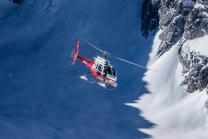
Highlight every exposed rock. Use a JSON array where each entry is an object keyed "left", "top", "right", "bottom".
[
  {"left": 141, "top": 0, "right": 160, "bottom": 38},
  {"left": 141, "top": 0, "right": 208, "bottom": 56},
  {"left": 142, "top": 0, "right": 208, "bottom": 93},
  {"left": 179, "top": 49, "right": 208, "bottom": 93},
  {"left": 184, "top": 8, "right": 208, "bottom": 39}
]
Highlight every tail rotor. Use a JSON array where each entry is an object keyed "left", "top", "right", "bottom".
[{"left": 72, "top": 40, "right": 80, "bottom": 64}]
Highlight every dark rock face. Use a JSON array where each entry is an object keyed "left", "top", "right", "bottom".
[
  {"left": 141, "top": 0, "right": 160, "bottom": 38},
  {"left": 158, "top": 14, "right": 185, "bottom": 55},
  {"left": 179, "top": 49, "right": 208, "bottom": 93},
  {"left": 184, "top": 8, "right": 208, "bottom": 40},
  {"left": 142, "top": 0, "right": 208, "bottom": 56}
]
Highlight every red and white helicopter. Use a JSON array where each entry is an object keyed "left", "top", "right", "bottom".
[{"left": 72, "top": 38, "right": 147, "bottom": 89}]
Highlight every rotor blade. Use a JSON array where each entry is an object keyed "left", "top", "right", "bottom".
[
  {"left": 79, "top": 37, "right": 157, "bottom": 71},
  {"left": 112, "top": 56, "right": 157, "bottom": 71},
  {"left": 79, "top": 38, "right": 105, "bottom": 53},
  {"left": 112, "top": 56, "right": 146, "bottom": 69}
]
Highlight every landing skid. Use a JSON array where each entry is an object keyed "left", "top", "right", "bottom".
[
  {"left": 79, "top": 74, "right": 115, "bottom": 90},
  {"left": 80, "top": 75, "right": 96, "bottom": 83}
]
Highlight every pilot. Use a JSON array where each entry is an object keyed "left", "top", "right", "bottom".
[{"left": 103, "top": 61, "right": 109, "bottom": 77}]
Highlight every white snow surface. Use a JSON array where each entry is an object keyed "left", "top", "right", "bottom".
[
  {"left": 183, "top": 35, "right": 208, "bottom": 57},
  {"left": 194, "top": 3, "right": 206, "bottom": 9},
  {"left": 128, "top": 34, "right": 208, "bottom": 139}
]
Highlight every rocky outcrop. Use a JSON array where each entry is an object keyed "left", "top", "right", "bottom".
[
  {"left": 141, "top": 0, "right": 160, "bottom": 37},
  {"left": 142, "top": 0, "right": 208, "bottom": 93},
  {"left": 142, "top": 0, "right": 208, "bottom": 55},
  {"left": 179, "top": 48, "right": 208, "bottom": 93}
]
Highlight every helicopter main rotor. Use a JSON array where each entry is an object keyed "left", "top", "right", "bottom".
[
  {"left": 79, "top": 38, "right": 156, "bottom": 71},
  {"left": 80, "top": 38, "right": 111, "bottom": 59}
]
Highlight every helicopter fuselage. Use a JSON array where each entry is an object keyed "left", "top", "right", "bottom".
[{"left": 77, "top": 55, "right": 117, "bottom": 88}]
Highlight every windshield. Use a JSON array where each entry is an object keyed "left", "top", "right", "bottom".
[
  {"left": 112, "top": 67, "right": 116, "bottom": 76},
  {"left": 106, "top": 67, "right": 112, "bottom": 75}
]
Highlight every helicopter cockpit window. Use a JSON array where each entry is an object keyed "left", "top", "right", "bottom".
[
  {"left": 107, "top": 67, "right": 112, "bottom": 75},
  {"left": 96, "top": 64, "right": 103, "bottom": 73},
  {"left": 112, "top": 67, "right": 117, "bottom": 76}
]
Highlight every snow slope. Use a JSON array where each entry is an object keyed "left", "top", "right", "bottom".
[
  {"left": 0, "top": 0, "right": 153, "bottom": 138},
  {"left": 130, "top": 33, "right": 208, "bottom": 139}
]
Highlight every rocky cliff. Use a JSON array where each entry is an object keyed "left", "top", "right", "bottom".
[
  {"left": 131, "top": 1, "right": 208, "bottom": 138},
  {"left": 142, "top": 0, "right": 208, "bottom": 93}
]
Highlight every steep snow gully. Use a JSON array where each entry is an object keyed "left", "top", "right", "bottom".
[
  {"left": 131, "top": 32, "right": 208, "bottom": 139},
  {"left": 128, "top": 0, "right": 208, "bottom": 138},
  {"left": 0, "top": 0, "right": 153, "bottom": 139}
]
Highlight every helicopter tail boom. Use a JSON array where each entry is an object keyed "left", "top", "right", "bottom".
[{"left": 72, "top": 40, "right": 94, "bottom": 68}]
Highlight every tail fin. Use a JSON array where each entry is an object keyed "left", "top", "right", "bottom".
[{"left": 72, "top": 40, "right": 80, "bottom": 64}]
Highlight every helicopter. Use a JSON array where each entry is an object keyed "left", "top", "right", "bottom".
[{"left": 71, "top": 38, "right": 148, "bottom": 89}]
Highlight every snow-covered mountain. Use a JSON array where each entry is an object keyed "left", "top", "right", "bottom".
[
  {"left": 129, "top": 0, "right": 208, "bottom": 138},
  {"left": 2, "top": 0, "right": 208, "bottom": 138}
]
